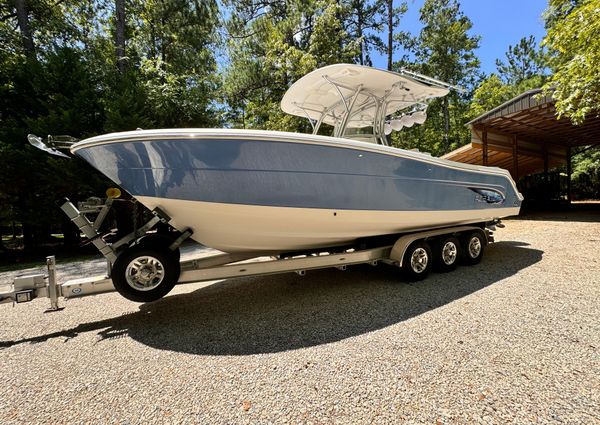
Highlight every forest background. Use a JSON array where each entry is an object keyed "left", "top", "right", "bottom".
[{"left": 1, "top": 0, "right": 598, "bottom": 252}]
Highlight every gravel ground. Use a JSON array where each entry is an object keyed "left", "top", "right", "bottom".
[{"left": 1, "top": 211, "right": 599, "bottom": 424}]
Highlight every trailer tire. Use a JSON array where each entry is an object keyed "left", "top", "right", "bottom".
[
  {"left": 461, "top": 231, "right": 486, "bottom": 265},
  {"left": 402, "top": 240, "right": 432, "bottom": 281},
  {"left": 433, "top": 236, "right": 461, "bottom": 272},
  {"left": 112, "top": 246, "right": 180, "bottom": 302}
]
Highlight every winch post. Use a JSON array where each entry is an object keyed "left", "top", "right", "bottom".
[
  {"left": 60, "top": 199, "right": 117, "bottom": 263},
  {"left": 92, "top": 198, "right": 114, "bottom": 231}
]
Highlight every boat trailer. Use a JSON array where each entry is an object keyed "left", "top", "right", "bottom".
[{"left": 0, "top": 197, "right": 496, "bottom": 311}]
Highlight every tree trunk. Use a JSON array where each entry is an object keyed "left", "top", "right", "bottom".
[
  {"left": 357, "top": 5, "right": 364, "bottom": 65},
  {"left": 115, "top": 0, "right": 126, "bottom": 72},
  {"left": 22, "top": 222, "right": 34, "bottom": 251},
  {"left": 150, "top": 20, "right": 157, "bottom": 61},
  {"left": 61, "top": 216, "right": 79, "bottom": 247},
  {"left": 161, "top": 15, "right": 166, "bottom": 64},
  {"left": 443, "top": 96, "right": 450, "bottom": 153},
  {"left": 335, "top": 7, "right": 343, "bottom": 55},
  {"left": 387, "top": 0, "right": 393, "bottom": 70},
  {"left": 40, "top": 222, "right": 52, "bottom": 244},
  {"left": 14, "top": 0, "right": 35, "bottom": 57}
]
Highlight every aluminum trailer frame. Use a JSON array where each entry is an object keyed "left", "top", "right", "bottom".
[{"left": 0, "top": 225, "right": 491, "bottom": 311}]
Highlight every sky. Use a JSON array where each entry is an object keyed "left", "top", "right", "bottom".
[{"left": 370, "top": 0, "right": 549, "bottom": 75}]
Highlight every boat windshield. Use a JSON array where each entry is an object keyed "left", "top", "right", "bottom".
[{"left": 281, "top": 64, "right": 453, "bottom": 145}]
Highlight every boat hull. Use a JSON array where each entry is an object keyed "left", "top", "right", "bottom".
[
  {"left": 73, "top": 129, "right": 523, "bottom": 253},
  {"left": 137, "top": 196, "right": 519, "bottom": 253}
]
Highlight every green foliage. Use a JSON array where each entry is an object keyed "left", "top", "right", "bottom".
[
  {"left": 469, "top": 35, "right": 549, "bottom": 121},
  {"left": 0, "top": 0, "right": 221, "bottom": 249},
  {"left": 133, "top": 0, "right": 221, "bottom": 127},
  {"left": 222, "top": 0, "right": 359, "bottom": 131},
  {"left": 415, "top": 0, "right": 480, "bottom": 86},
  {"left": 390, "top": 0, "right": 480, "bottom": 155},
  {"left": 341, "top": 0, "right": 386, "bottom": 66},
  {"left": 0, "top": 48, "right": 109, "bottom": 246},
  {"left": 495, "top": 36, "right": 548, "bottom": 85},
  {"left": 103, "top": 72, "right": 154, "bottom": 132},
  {"left": 571, "top": 147, "right": 600, "bottom": 199},
  {"left": 468, "top": 74, "right": 514, "bottom": 118},
  {"left": 543, "top": 0, "right": 600, "bottom": 124},
  {"left": 468, "top": 74, "right": 547, "bottom": 120}
]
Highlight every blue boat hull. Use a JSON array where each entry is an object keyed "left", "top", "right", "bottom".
[{"left": 73, "top": 130, "right": 522, "bottom": 252}]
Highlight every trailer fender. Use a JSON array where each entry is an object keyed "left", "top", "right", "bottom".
[{"left": 390, "top": 225, "right": 485, "bottom": 267}]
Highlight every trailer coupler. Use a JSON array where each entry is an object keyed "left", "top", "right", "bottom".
[{"left": 0, "top": 255, "right": 117, "bottom": 311}]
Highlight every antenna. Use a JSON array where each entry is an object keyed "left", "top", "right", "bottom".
[{"left": 398, "top": 69, "right": 465, "bottom": 93}]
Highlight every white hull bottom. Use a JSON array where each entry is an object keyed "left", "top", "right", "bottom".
[{"left": 137, "top": 196, "right": 520, "bottom": 253}]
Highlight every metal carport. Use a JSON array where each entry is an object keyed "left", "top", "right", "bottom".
[{"left": 443, "top": 89, "right": 600, "bottom": 201}]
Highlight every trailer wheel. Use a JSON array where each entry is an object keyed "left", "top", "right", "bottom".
[
  {"left": 433, "top": 236, "right": 461, "bottom": 272},
  {"left": 402, "top": 240, "right": 432, "bottom": 281},
  {"left": 461, "top": 231, "right": 486, "bottom": 265},
  {"left": 111, "top": 246, "right": 180, "bottom": 302}
]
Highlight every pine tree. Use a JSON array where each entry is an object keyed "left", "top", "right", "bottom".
[
  {"left": 395, "top": 0, "right": 480, "bottom": 155},
  {"left": 495, "top": 35, "right": 547, "bottom": 85},
  {"left": 384, "top": 0, "right": 407, "bottom": 70},
  {"left": 222, "top": 0, "right": 358, "bottom": 131}
]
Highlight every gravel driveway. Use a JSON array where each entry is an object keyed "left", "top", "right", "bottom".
[{"left": 1, "top": 211, "right": 598, "bottom": 423}]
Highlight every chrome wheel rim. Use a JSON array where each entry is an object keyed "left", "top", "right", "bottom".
[
  {"left": 125, "top": 256, "right": 165, "bottom": 291},
  {"left": 410, "top": 248, "right": 429, "bottom": 273},
  {"left": 468, "top": 237, "right": 482, "bottom": 259},
  {"left": 442, "top": 241, "right": 458, "bottom": 265}
]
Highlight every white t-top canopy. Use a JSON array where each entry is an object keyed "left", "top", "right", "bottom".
[{"left": 281, "top": 64, "right": 449, "bottom": 129}]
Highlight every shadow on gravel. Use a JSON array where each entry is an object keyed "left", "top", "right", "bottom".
[{"left": 0, "top": 241, "right": 542, "bottom": 355}]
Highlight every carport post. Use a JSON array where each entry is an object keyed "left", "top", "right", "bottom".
[
  {"left": 482, "top": 127, "right": 488, "bottom": 166},
  {"left": 543, "top": 143, "right": 549, "bottom": 200},
  {"left": 512, "top": 134, "right": 519, "bottom": 180}
]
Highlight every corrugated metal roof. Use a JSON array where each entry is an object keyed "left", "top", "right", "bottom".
[
  {"left": 444, "top": 86, "right": 600, "bottom": 177},
  {"left": 467, "top": 89, "right": 548, "bottom": 125}
]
